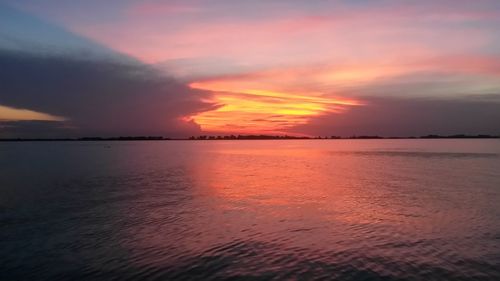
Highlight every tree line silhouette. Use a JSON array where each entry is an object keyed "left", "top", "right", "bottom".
[{"left": 1, "top": 134, "right": 498, "bottom": 141}]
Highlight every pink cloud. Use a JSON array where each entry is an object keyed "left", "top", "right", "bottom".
[{"left": 127, "top": 1, "right": 200, "bottom": 16}]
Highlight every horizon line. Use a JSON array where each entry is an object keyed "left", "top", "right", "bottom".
[{"left": 1, "top": 134, "right": 499, "bottom": 142}]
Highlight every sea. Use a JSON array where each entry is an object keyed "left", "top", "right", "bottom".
[{"left": 1, "top": 139, "right": 499, "bottom": 280}]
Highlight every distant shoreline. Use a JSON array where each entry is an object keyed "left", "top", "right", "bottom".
[{"left": 1, "top": 134, "right": 499, "bottom": 142}]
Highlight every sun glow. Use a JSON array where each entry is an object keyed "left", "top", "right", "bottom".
[{"left": 189, "top": 81, "right": 362, "bottom": 134}]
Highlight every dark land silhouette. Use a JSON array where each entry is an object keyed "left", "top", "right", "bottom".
[{"left": 0, "top": 134, "right": 499, "bottom": 141}]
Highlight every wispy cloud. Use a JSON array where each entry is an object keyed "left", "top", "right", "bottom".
[
  {"left": 0, "top": 105, "right": 66, "bottom": 122},
  {"left": 288, "top": 95, "right": 500, "bottom": 137}
]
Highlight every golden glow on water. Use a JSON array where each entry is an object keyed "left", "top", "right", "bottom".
[{"left": 191, "top": 145, "right": 405, "bottom": 226}]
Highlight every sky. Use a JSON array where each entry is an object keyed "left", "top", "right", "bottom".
[{"left": 1, "top": 0, "right": 500, "bottom": 137}]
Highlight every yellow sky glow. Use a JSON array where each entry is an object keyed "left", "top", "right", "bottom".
[
  {"left": 189, "top": 80, "right": 362, "bottom": 134},
  {"left": 0, "top": 105, "right": 66, "bottom": 122}
]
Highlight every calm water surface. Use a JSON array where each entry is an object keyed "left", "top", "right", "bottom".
[{"left": 1, "top": 140, "right": 500, "bottom": 280}]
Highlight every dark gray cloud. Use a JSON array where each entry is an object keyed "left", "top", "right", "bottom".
[
  {"left": 0, "top": 4, "right": 217, "bottom": 138},
  {"left": 289, "top": 96, "right": 500, "bottom": 137},
  {"left": 0, "top": 120, "right": 74, "bottom": 139},
  {"left": 0, "top": 50, "right": 218, "bottom": 137}
]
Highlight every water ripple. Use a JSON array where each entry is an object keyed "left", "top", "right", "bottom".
[{"left": 1, "top": 140, "right": 500, "bottom": 280}]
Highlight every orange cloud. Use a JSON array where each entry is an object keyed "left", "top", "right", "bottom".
[
  {"left": 189, "top": 73, "right": 362, "bottom": 134},
  {"left": 187, "top": 53, "right": 500, "bottom": 134},
  {"left": 0, "top": 105, "right": 66, "bottom": 122}
]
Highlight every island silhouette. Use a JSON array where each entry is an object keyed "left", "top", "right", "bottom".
[{"left": 0, "top": 134, "right": 498, "bottom": 141}]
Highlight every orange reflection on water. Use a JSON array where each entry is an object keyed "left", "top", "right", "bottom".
[
  {"left": 118, "top": 140, "right": 500, "bottom": 276},
  {"left": 192, "top": 143, "right": 405, "bottom": 227}
]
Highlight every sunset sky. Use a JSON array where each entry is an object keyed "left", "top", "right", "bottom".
[{"left": 1, "top": 0, "right": 500, "bottom": 137}]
